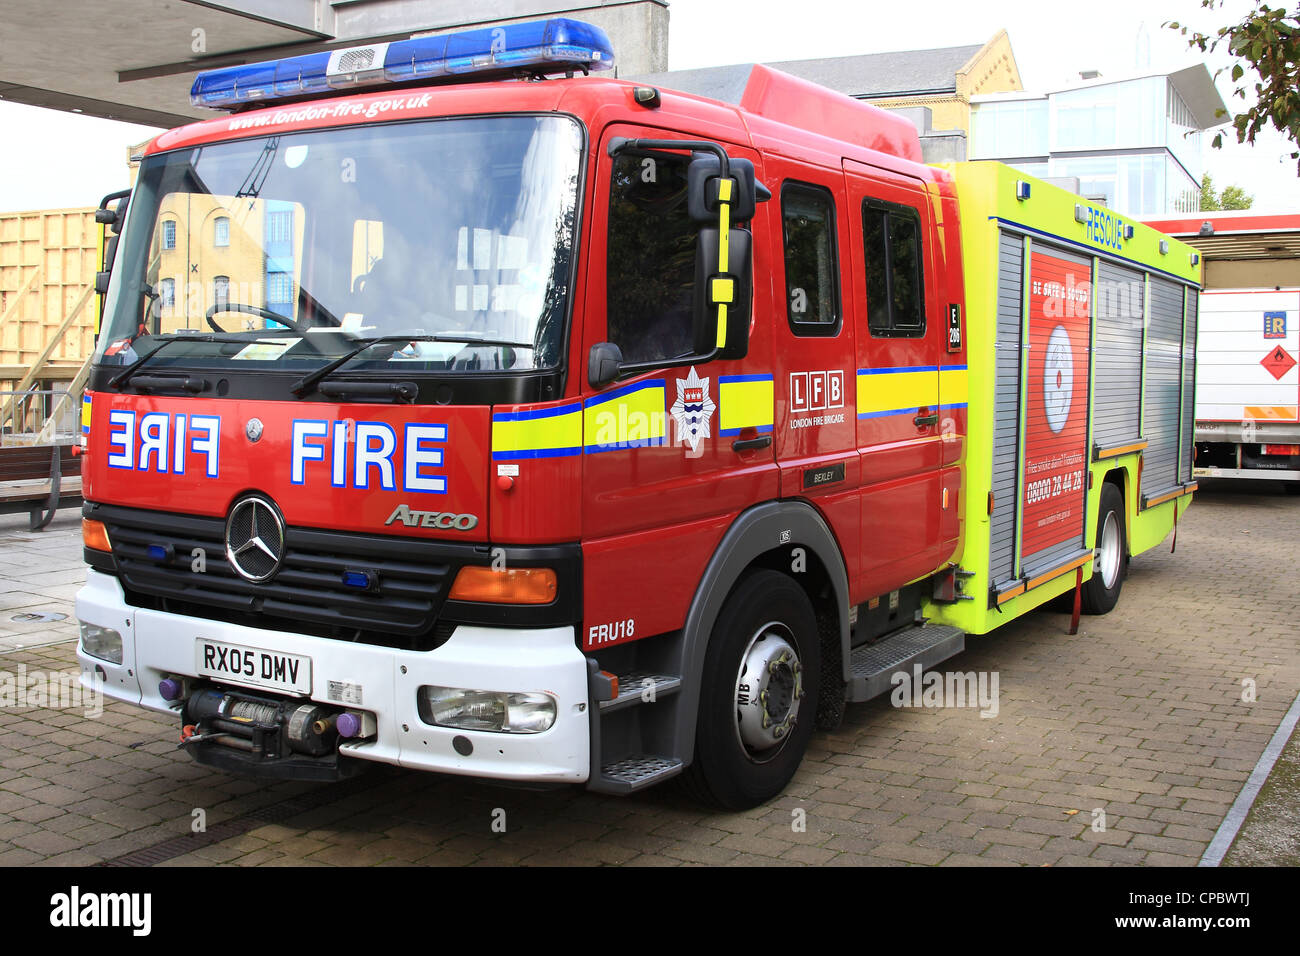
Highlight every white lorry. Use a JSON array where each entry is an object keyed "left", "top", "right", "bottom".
[{"left": 1144, "top": 212, "right": 1300, "bottom": 487}]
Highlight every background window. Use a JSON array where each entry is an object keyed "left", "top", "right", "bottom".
[
  {"left": 214, "top": 216, "right": 230, "bottom": 247},
  {"left": 213, "top": 275, "right": 229, "bottom": 308},
  {"left": 605, "top": 150, "right": 697, "bottom": 365},
  {"left": 265, "top": 271, "right": 293, "bottom": 317},
  {"left": 266, "top": 210, "right": 293, "bottom": 244},
  {"left": 162, "top": 220, "right": 176, "bottom": 250},
  {"left": 863, "top": 200, "right": 925, "bottom": 337},
  {"left": 159, "top": 278, "right": 175, "bottom": 308},
  {"left": 781, "top": 182, "right": 840, "bottom": 335}
]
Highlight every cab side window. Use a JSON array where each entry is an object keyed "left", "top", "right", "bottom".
[
  {"left": 863, "top": 199, "right": 925, "bottom": 337},
  {"left": 606, "top": 151, "right": 697, "bottom": 365},
  {"left": 782, "top": 182, "right": 840, "bottom": 336}
]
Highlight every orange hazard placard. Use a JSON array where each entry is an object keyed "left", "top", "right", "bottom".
[
  {"left": 1022, "top": 251, "right": 1090, "bottom": 562},
  {"left": 1260, "top": 344, "right": 1297, "bottom": 381}
]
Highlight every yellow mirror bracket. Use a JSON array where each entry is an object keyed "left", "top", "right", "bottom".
[{"left": 715, "top": 176, "right": 732, "bottom": 348}]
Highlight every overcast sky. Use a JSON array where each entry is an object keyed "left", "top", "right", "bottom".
[{"left": 1, "top": 0, "right": 1296, "bottom": 213}]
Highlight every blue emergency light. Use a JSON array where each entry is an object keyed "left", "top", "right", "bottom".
[{"left": 191, "top": 18, "right": 615, "bottom": 111}]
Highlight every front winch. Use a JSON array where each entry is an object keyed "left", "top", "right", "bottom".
[{"left": 179, "top": 687, "right": 368, "bottom": 781}]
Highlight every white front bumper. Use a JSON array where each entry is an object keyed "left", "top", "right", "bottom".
[{"left": 74, "top": 569, "right": 591, "bottom": 783}]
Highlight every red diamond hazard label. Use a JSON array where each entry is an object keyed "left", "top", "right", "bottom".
[{"left": 1261, "top": 345, "right": 1297, "bottom": 380}]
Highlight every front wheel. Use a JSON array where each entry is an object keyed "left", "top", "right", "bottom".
[
  {"left": 1082, "top": 483, "right": 1126, "bottom": 614},
  {"left": 682, "top": 570, "right": 821, "bottom": 809}
]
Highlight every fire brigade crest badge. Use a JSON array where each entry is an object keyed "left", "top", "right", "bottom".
[{"left": 671, "top": 366, "right": 715, "bottom": 453}]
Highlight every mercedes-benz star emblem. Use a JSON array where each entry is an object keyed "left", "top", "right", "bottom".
[
  {"left": 225, "top": 495, "right": 285, "bottom": 583},
  {"left": 245, "top": 418, "right": 264, "bottom": 442}
]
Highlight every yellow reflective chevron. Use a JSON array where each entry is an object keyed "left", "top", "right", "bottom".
[
  {"left": 81, "top": 392, "right": 92, "bottom": 435},
  {"left": 719, "top": 374, "right": 773, "bottom": 435}
]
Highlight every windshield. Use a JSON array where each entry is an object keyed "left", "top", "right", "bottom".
[{"left": 96, "top": 114, "right": 583, "bottom": 377}]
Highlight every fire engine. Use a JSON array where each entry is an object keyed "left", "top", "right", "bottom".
[{"left": 76, "top": 19, "right": 1201, "bottom": 808}]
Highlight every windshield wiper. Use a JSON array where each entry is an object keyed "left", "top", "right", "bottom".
[
  {"left": 108, "top": 333, "right": 256, "bottom": 390},
  {"left": 290, "top": 333, "right": 534, "bottom": 398}
]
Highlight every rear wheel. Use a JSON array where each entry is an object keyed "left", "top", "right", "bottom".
[
  {"left": 682, "top": 570, "right": 821, "bottom": 809},
  {"left": 1082, "top": 483, "right": 1126, "bottom": 614}
]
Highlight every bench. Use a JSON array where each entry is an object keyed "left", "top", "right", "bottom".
[{"left": 0, "top": 444, "right": 82, "bottom": 530}]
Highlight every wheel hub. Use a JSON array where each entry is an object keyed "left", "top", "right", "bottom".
[
  {"left": 735, "top": 626, "right": 804, "bottom": 756},
  {"left": 1096, "top": 511, "right": 1120, "bottom": 589}
]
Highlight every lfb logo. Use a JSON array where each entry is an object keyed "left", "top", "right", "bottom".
[{"left": 790, "top": 371, "right": 844, "bottom": 413}]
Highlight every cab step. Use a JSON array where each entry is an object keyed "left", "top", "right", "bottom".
[
  {"left": 599, "top": 671, "right": 682, "bottom": 712},
  {"left": 596, "top": 754, "right": 684, "bottom": 794},
  {"left": 846, "top": 624, "right": 965, "bottom": 703}
]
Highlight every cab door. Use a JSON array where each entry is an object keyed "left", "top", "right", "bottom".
[
  {"left": 843, "top": 159, "right": 946, "bottom": 597},
  {"left": 577, "top": 126, "right": 778, "bottom": 651},
  {"left": 764, "top": 158, "right": 861, "bottom": 598}
]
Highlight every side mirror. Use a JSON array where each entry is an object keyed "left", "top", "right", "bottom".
[
  {"left": 687, "top": 156, "right": 759, "bottom": 223},
  {"left": 96, "top": 188, "right": 131, "bottom": 236},
  {"left": 694, "top": 227, "right": 751, "bottom": 360},
  {"left": 588, "top": 341, "right": 625, "bottom": 389}
]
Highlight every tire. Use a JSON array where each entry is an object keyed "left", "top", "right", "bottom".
[
  {"left": 682, "top": 570, "right": 821, "bottom": 810},
  {"left": 1081, "top": 483, "right": 1126, "bottom": 615}
]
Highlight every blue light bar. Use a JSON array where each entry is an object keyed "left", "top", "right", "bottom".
[{"left": 191, "top": 17, "right": 614, "bottom": 111}]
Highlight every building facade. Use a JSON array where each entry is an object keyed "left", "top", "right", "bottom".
[
  {"left": 970, "top": 66, "right": 1228, "bottom": 216},
  {"left": 633, "top": 31, "right": 1021, "bottom": 163}
]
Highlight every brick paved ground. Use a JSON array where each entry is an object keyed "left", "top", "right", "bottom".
[{"left": 0, "top": 480, "right": 1297, "bottom": 866}]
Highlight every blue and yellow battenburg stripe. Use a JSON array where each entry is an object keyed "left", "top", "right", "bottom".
[
  {"left": 583, "top": 379, "right": 667, "bottom": 453},
  {"left": 81, "top": 392, "right": 93, "bottom": 435},
  {"left": 491, "top": 379, "right": 668, "bottom": 461},
  {"left": 939, "top": 364, "right": 968, "bottom": 413},
  {"left": 857, "top": 365, "right": 968, "bottom": 419},
  {"left": 491, "top": 401, "right": 583, "bottom": 460},
  {"left": 718, "top": 374, "right": 774, "bottom": 435}
]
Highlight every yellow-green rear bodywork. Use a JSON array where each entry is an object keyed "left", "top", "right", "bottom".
[{"left": 924, "top": 162, "right": 1199, "bottom": 635}]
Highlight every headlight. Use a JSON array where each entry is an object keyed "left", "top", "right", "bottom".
[
  {"left": 417, "top": 686, "right": 556, "bottom": 734},
  {"left": 79, "top": 621, "right": 123, "bottom": 664}
]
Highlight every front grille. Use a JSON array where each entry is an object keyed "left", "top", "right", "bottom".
[{"left": 94, "top": 503, "right": 473, "bottom": 650}]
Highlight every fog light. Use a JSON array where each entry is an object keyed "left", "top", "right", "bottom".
[
  {"left": 417, "top": 686, "right": 556, "bottom": 734},
  {"left": 79, "top": 621, "right": 123, "bottom": 664}
]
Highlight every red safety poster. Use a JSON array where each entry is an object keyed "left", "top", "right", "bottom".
[{"left": 1022, "top": 250, "right": 1090, "bottom": 561}]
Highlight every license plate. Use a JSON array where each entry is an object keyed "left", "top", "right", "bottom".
[
  {"left": 194, "top": 639, "right": 312, "bottom": 695},
  {"left": 1263, "top": 444, "right": 1300, "bottom": 456}
]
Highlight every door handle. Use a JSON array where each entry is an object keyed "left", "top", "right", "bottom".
[
  {"left": 732, "top": 435, "right": 772, "bottom": 452},
  {"left": 914, "top": 412, "right": 939, "bottom": 427}
]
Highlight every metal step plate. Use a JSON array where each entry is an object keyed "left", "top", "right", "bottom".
[
  {"left": 846, "top": 624, "right": 965, "bottom": 704},
  {"left": 599, "top": 671, "right": 682, "bottom": 712},
  {"left": 597, "top": 754, "right": 684, "bottom": 794}
]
